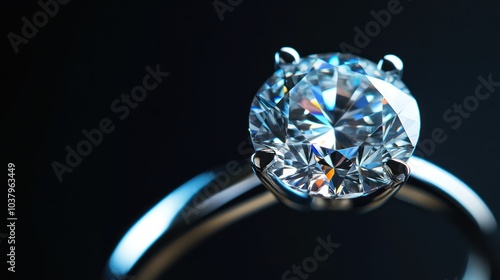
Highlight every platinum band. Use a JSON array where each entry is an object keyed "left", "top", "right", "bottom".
[{"left": 104, "top": 156, "right": 499, "bottom": 280}]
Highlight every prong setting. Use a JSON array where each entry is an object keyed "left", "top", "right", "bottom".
[
  {"left": 251, "top": 149, "right": 276, "bottom": 172},
  {"left": 377, "top": 54, "right": 404, "bottom": 79},
  {"left": 385, "top": 159, "right": 411, "bottom": 186},
  {"left": 274, "top": 46, "right": 300, "bottom": 66},
  {"left": 251, "top": 150, "right": 411, "bottom": 212}
]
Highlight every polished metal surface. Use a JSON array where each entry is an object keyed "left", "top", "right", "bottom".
[
  {"left": 377, "top": 54, "right": 404, "bottom": 79},
  {"left": 251, "top": 149, "right": 409, "bottom": 213},
  {"left": 274, "top": 46, "right": 301, "bottom": 66},
  {"left": 105, "top": 157, "right": 499, "bottom": 280}
]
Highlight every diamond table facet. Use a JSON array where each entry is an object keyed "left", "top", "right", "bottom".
[{"left": 249, "top": 53, "right": 420, "bottom": 198}]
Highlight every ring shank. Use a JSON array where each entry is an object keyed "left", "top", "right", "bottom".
[{"left": 104, "top": 157, "right": 499, "bottom": 280}]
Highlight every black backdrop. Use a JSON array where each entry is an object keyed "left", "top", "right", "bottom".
[{"left": 2, "top": 0, "right": 500, "bottom": 279}]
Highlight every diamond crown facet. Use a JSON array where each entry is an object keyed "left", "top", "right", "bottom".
[{"left": 249, "top": 52, "right": 420, "bottom": 198}]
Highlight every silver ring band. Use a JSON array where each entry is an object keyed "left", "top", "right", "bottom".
[{"left": 104, "top": 156, "right": 499, "bottom": 280}]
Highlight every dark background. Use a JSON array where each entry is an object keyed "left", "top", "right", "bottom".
[{"left": 2, "top": 0, "right": 500, "bottom": 279}]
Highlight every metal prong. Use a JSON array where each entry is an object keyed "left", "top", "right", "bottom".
[
  {"left": 251, "top": 149, "right": 313, "bottom": 211},
  {"left": 377, "top": 54, "right": 404, "bottom": 79},
  {"left": 251, "top": 149, "right": 276, "bottom": 173},
  {"left": 386, "top": 159, "right": 411, "bottom": 186},
  {"left": 274, "top": 47, "right": 300, "bottom": 66}
]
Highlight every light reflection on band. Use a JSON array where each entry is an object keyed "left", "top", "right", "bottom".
[
  {"left": 107, "top": 172, "right": 215, "bottom": 277},
  {"left": 408, "top": 157, "right": 497, "bottom": 234},
  {"left": 106, "top": 156, "right": 497, "bottom": 279}
]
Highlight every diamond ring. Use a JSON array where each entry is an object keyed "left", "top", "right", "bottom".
[{"left": 105, "top": 48, "right": 499, "bottom": 280}]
